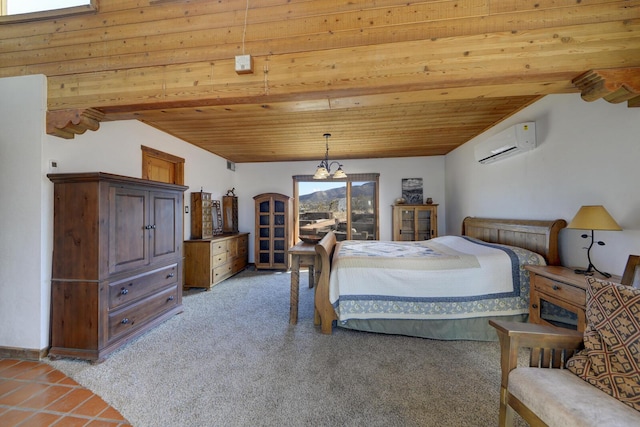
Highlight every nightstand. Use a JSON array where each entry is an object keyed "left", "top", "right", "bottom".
[{"left": 526, "top": 265, "right": 621, "bottom": 332}]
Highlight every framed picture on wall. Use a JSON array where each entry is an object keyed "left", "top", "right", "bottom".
[{"left": 402, "top": 178, "right": 423, "bottom": 204}]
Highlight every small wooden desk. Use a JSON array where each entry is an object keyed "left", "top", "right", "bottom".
[{"left": 288, "top": 241, "right": 320, "bottom": 324}]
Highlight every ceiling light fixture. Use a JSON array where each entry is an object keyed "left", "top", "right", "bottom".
[{"left": 313, "top": 133, "right": 347, "bottom": 179}]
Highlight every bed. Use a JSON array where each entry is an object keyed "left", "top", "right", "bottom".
[{"left": 313, "top": 217, "right": 567, "bottom": 340}]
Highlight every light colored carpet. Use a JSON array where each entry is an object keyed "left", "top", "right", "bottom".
[{"left": 48, "top": 268, "right": 525, "bottom": 426}]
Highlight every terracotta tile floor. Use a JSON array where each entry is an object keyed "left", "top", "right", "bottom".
[{"left": 0, "top": 358, "right": 131, "bottom": 427}]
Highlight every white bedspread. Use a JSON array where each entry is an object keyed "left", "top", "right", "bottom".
[{"left": 329, "top": 236, "right": 545, "bottom": 321}]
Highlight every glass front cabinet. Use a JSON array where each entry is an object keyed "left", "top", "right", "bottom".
[
  {"left": 254, "top": 193, "right": 292, "bottom": 270},
  {"left": 392, "top": 204, "right": 438, "bottom": 241}
]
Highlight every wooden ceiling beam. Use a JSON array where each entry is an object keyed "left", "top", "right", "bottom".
[
  {"left": 47, "top": 20, "right": 640, "bottom": 113},
  {"left": 572, "top": 67, "right": 640, "bottom": 107},
  {"left": 46, "top": 108, "right": 105, "bottom": 139}
]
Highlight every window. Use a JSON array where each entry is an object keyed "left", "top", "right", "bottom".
[
  {"left": 293, "top": 173, "right": 379, "bottom": 241},
  {"left": 1, "top": 0, "right": 96, "bottom": 23},
  {"left": 141, "top": 145, "right": 185, "bottom": 185}
]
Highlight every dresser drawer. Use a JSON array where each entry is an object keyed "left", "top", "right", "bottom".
[
  {"left": 534, "top": 275, "right": 585, "bottom": 306},
  {"left": 213, "top": 262, "right": 233, "bottom": 283},
  {"left": 108, "top": 285, "right": 179, "bottom": 341},
  {"left": 211, "top": 251, "right": 228, "bottom": 267},
  {"left": 210, "top": 240, "right": 228, "bottom": 256},
  {"left": 232, "top": 256, "right": 247, "bottom": 273},
  {"left": 109, "top": 263, "right": 179, "bottom": 309},
  {"left": 238, "top": 238, "right": 248, "bottom": 256}
]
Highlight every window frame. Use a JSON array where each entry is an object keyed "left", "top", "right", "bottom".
[{"left": 292, "top": 173, "right": 380, "bottom": 242}]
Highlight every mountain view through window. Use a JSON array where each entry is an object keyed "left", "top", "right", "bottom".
[{"left": 297, "top": 178, "right": 378, "bottom": 241}]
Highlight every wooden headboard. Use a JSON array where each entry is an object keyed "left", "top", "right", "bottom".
[{"left": 461, "top": 217, "right": 567, "bottom": 265}]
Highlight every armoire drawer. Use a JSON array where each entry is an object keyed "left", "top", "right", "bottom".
[
  {"left": 108, "top": 285, "right": 179, "bottom": 341},
  {"left": 109, "top": 263, "right": 179, "bottom": 309}
]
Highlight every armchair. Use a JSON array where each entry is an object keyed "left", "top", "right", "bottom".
[
  {"left": 490, "top": 320, "right": 582, "bottom": 426},
  {"left": 490, "top": 320, "right": 640, "bottom": 427}
]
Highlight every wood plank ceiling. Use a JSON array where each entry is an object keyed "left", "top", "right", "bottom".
[{"left": 2, "top": 0, "right": 639, "bottom": 163}]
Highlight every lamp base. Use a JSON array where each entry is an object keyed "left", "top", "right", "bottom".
[
  {"left": 573, "top": 268, "right": 595, "bottom": 276},
  {"left": 574, "top": 264, "right": 611, "bottom": 278}
]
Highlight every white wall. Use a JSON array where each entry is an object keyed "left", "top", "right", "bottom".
[
  {"left": 445, "top": 94, "right": 640, "bottom": 276},
  {"left": 44, "top": 119, "right": 237, "bottom": 239},
  {"left": 0, "top": 75, "right": 237, "bottom": 352},
  {"left": 0, "top": 75, "right": 49, "bottom": 351},
  {"left": 235, "top": 156, "right": 446, "bottom": 260}
]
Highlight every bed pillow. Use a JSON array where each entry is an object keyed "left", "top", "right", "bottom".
[{"left": 566, "top": 277, "right": 640, "bottom": 411}]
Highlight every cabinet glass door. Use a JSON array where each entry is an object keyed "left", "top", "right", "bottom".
[
  {"left": 398, "top": 209, "right": 415, "bottom": 241},
  {"left": 416, "top": 209, "right": 432, "bottom": 241},
  {"left": 273, "top": 200, "right": 286, "bottom": 265},
  {"left": 539, "top": 297, "right": 579, "bottom": 330},
  {"left": 258, "top": 200, "right": 271, "bottom": 264}
]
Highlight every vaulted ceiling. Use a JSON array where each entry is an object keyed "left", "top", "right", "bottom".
[{"left": 2, "top": 0, "right": 639, "bottom": 163}]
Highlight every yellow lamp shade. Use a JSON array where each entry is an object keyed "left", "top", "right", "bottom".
[{"left": 567, "top": 205, "right": 622, "bottom": 231}]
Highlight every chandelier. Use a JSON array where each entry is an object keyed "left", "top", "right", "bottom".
[{"left": 313, "top": 133, "right": 347, "bottom": 179}]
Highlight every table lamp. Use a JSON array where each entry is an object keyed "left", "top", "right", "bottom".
[{"left": 567, "top": 205, "right": 622, "bottom": 278}]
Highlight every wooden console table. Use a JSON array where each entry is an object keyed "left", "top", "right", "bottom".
[{"left": 288, "top": 241, "right": 320, "bottom": 324}]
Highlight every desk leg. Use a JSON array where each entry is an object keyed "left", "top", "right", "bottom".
[
  {"left": 313, "top": 254, "right": 321, "bottom": 326},
  {"left": 290, "top": 255, "right": 300, "bottom": 325},
  {"left": 308, "top": 265, "right": 315, "bottom": 288}
]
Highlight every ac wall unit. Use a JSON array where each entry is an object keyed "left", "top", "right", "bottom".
[{"left": 474, "top": 122, "right": 536, "bottom": 164}]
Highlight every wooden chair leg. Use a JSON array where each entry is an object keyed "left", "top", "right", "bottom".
[
  {"left": 499, "top": 387, "right": 515, "bottom": 427},
  {"left": 503, "top": 403, "right": 515, "bottom": 427}
]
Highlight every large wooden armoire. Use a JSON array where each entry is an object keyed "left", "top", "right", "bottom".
[
  {"left": 254, "top": 193, "right": 292, "bottom": 270},
  {"left": 48, "top": 173, "right": 188, "bottom": 362}
]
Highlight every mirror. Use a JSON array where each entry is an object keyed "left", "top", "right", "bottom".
[{"left": 212, "top": 200, "right": 223, "bottom": 236}]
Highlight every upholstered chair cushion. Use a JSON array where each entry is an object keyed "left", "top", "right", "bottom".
[{"left": 566, "top": 277, "right": 640, "bottom": 411}]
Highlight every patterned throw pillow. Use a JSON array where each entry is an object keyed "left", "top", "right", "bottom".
[{"left": 566, "top": 277, "right": 640, "bottom": 411}]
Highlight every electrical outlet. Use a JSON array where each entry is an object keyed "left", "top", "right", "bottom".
[
  {"left": 235, "top": 55, "right": 254, "bottom": 74},
  {"left": 185, "top": 206, "right": 189, "bottom": 214},
  {"left": 48, "top": 160, "right": 59, "bottom": 172}
]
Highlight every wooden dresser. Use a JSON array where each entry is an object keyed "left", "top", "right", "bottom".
[
  {"left": 184, "top": 233, "right": 249, "bottom": 290},
  {"left": 48, "top": 173, "right": 187, "bottom": 362}
]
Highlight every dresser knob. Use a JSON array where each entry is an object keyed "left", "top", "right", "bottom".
[
  {"left": 552, "top": 285, "right": 560, "bottom": 291},
  {"left": 121, "top": 318, "right": 130, "bottom": 324},
  {"left": 120, "top": 288, "right": 129, "bottom": 295},
  {"left": 166, "top": 273, "right": 175, "bottom": 278},
  {"left": 532, "top": 304, "right": 538, "bottom": 309},
  {"left": 167, "top": 296, "right": 174, "bottom": 301}
]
